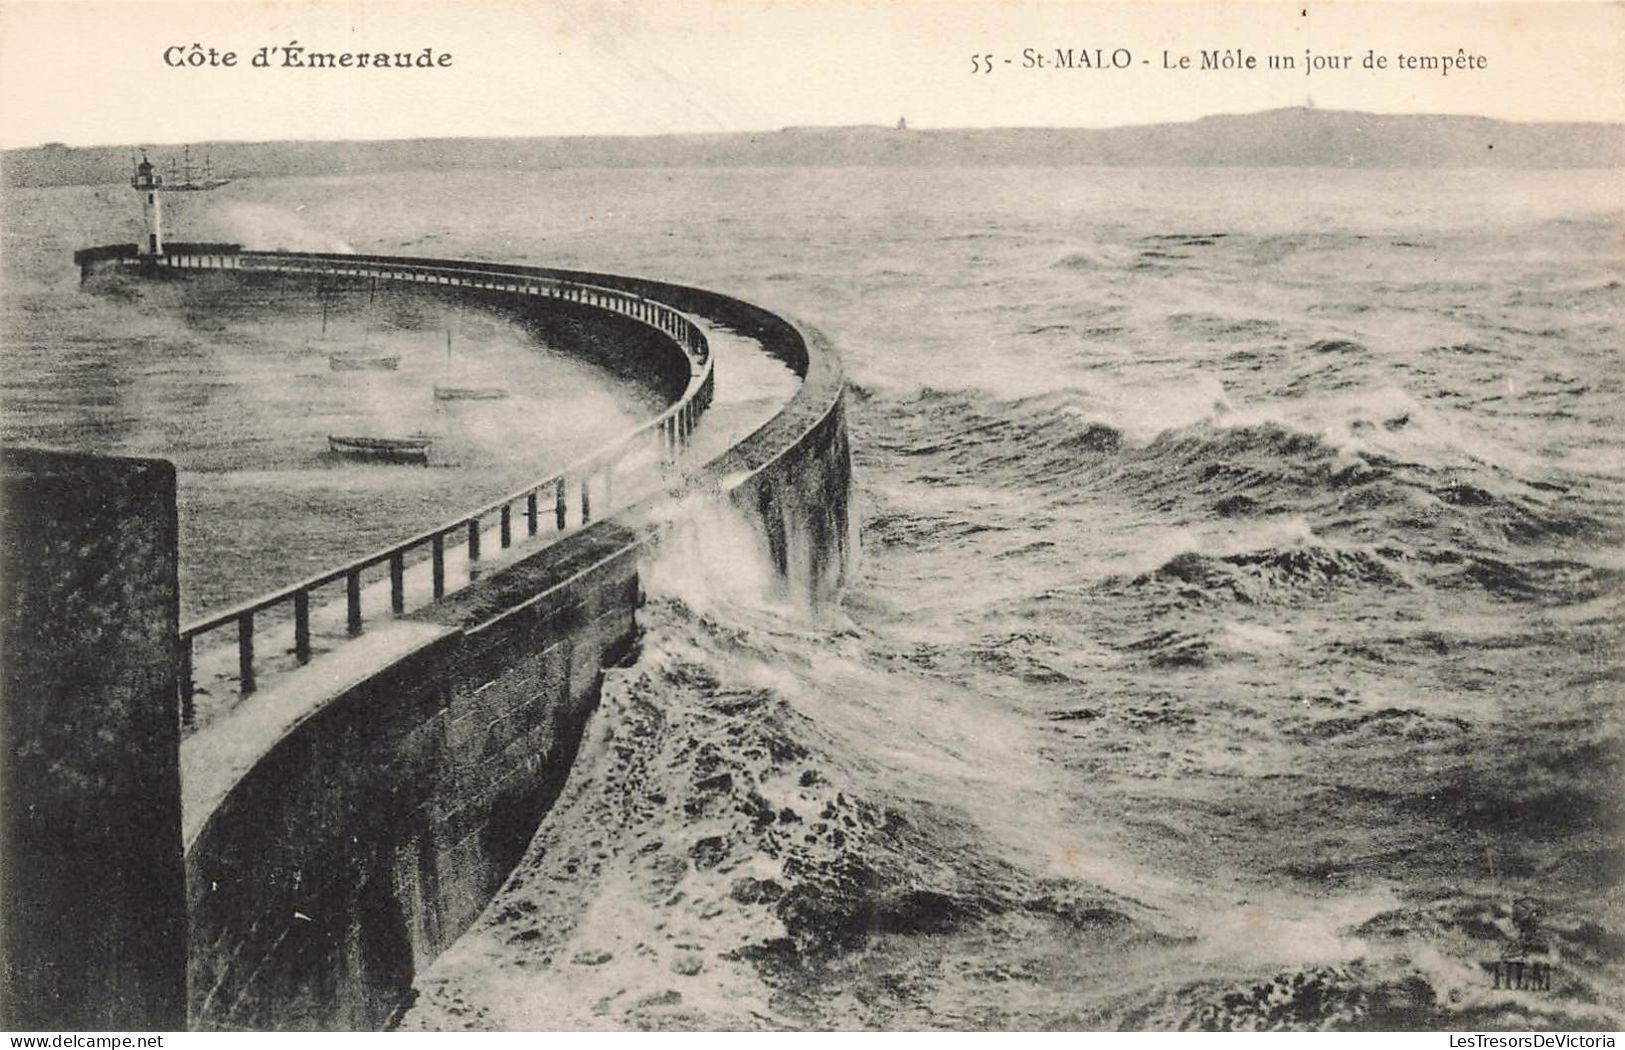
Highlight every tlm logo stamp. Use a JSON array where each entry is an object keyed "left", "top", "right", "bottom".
[{"left": 1482, "top": 897, "right": 1555, "bottom": 992}]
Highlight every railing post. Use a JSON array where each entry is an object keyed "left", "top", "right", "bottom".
[
  {"left": 294, "top": 590, "right": 311, "bottom": 664},
  {"left": 389, "top": 552, "right": 405, "bottom": 615},
  {"left": 500, "top": 504, "right": 512, "bottom": 548},
  {"left": 179, "top": 637, "right": 195, "bottom": 727},
  {"left": 467, "top": 518, "right": 481, "bottom": 561},
  {"left": 526, "top": 491, "right": 539, "bottom": 536},
  {"left": 432, "top": 534, "right": 446, "bottom": 599},
  {"left": 238, "top": 613, "right": 256, "bottom": 696},
  {"left": 555, "top": 477, "right": 568, "bottom": 530},
  {"left": 581, "top": 476, "right": 591, "bottom": 525},
  {"left": 346, "top": 571, "right": 362, "bottom": 636}
]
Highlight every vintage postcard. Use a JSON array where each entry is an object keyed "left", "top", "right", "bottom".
[{"left": 1, "top": 0, "right": 1621, "bottom": 1036}]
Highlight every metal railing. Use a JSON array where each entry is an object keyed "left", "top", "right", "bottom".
[{"left": 106, "top": 250, "right": 714, "bottom": 722}]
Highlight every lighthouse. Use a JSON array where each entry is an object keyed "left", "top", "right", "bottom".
[{"left": 130, "top": 151, "right": 163, "bottom": 256}]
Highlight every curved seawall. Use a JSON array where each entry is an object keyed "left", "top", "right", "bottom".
[{"left": 54, "top": 246, "right": 850, "bottom": 1029}]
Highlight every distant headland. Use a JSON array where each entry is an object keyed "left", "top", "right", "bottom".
[{"left": 5, "top": 108, "right": 1622, "bottom": 187}]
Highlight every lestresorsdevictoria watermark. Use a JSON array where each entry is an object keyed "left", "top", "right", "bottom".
[{"left": 1448, "top": 1038, "right": 1615, "bottom": 1048}]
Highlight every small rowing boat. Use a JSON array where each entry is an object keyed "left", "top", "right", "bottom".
[
  {"left": 433, "top": 384, "right": 507, "bottom": 401},
  {"left": 330, "top": 352, "right": 401, "bottom": 371},
  {"left": 328, "top": 435, "right": 431, "bottom": 464},
  {"left": 434, "top": 328, "right": 507, "bottom": 400}
]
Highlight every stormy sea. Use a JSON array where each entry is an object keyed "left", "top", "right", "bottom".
[{"left": 4, "top": 164, "right": 1621, "bottom": 1030}]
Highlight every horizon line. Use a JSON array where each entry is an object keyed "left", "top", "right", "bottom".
[{"left": 10, "top": 105, "right": 1624, "bottom": 154}]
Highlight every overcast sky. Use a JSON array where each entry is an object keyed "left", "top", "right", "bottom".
[{"left": 1, "top": 0, "right": 1620, "bottom": 149}]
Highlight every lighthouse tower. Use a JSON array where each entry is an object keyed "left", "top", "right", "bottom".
[{"left": 130, "top": 152, "right": 163, "bottom": 256}]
